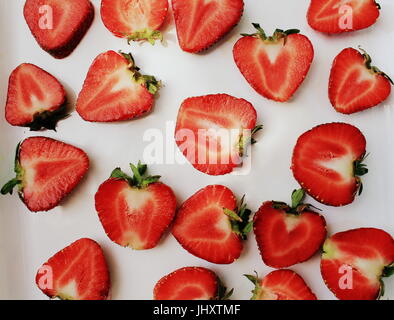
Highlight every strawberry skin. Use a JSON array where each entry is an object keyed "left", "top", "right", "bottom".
[
  {"left": 5, "top": 63, "right": 67, "bottom": 130},
  {"left": 1, "top": 137, "right": 89, "bottom": 212},
  {"left": 154, "top": 267, "right": 232, "bottom": 300},
  {"left": 76, "top": 51, "right": 160, "bottom": 122},
  {"left": 254, "top": 190, "right": 327, "bottom": 268},
  {"left": 175, "top": 94, "right": 259, "bottom": 176},
  {"left": 246, "top": 270, "right": 317, "bottom": 300},
  {"left": 233, "top": 24, "right": 314, "bottom": 102},
  {"left": 95, "top": 162, "right": 176, "bottom": 250},
  {"left": 101, "top": 0, "right": 168, "bottom": 44},
  {"left": 307, "top": 0, "right": 380, "bottom": 34},
  {"left": 329, "top": 48, "right": 392, "bottom": 114},
  {"left": 36, "top": 238, "right": 110, "bottom": 300},
  {"left": 24, "top": 0, "right": 94, "bottom": 59},
  {"left": 172, "top": 185, "right": 252, "bottom": 264},
  {"left": 321, "top": 228, "right": 394, "bottom": 300},
  {"left": 292, "top": 122, "right": 368, "bottom": 207},
  {"left": 172, "top": 0, "right": 244, "bottom": 53}
]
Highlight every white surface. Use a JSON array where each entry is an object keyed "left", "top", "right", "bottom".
[{"left": 0, "top": 0, "right": 393, "bottom": 300}]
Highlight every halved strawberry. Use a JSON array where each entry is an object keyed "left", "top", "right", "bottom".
[
  {"left": 254, "top": 189, "right": 327, "bottom": 268},
  {"left": 307, "top": 0, "right": 380, "bottom": 34},
  {"left": 1, "top": 137, "right": 89, "bottom": 212},
  {"left": 5, "top": 63, "right": 67, "bottom": 131},
  {"left": 233, "top": 24, "right": 314, "bottom": 102},
  {"left": 329, "top": 48, "right": 392, "bottom": 114},
  {"left": 172, "top": 185, "right": 252, "bottom": 264},
  {"left": 24, "top": 0, "right": 94, "bottom": 59},
  {"left": 101, "top": 0, "right": 168, "bottom": 44},
  {"left": 172, "top": 0, "right": 244, "bottom": 53},
  {"left": 154, "top": 267, "right": 232, "bottom": 300},
  {"left": 245, "top": 270, "right": 317, "bottom": 300},
  {"left": 36, "top": 238, "right": 110, "bottom": 300},
  {"left": 174, "top": 94, "right": 261, "bottom": 176},
  {"left": 95, "top": 162, "right": 176, "bottom": 250},
  {"left": 292, "top": 122, "right": 368, "bottom": 207},
  {"left": 76, "top": 51, "right": 160, "bottom": 122},
  {"left": 321, "top": 228, "right": 394, "bottom": 300}
]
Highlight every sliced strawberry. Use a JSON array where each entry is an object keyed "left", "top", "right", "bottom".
[
  {"left": 101, "top": 0, "right": 168, "bottom": 44},
  {"left": 5, "top": 63, "right": 67, "bottom": 130},
  {"left": 36, "top": 238, "right": 110, "bottom": 300},
  {"left": 1, "top": 137, "right": 89, "bottom": 212},
  {"left": 329, "top": 48, "right": 392, "bottom": 114},
  {"left": 321, "top": 228, "right": 394, "bottom": 300},
  {"left": 307, "top": 0, "right": 380, "bottom": 34},
  {"left": 172, "top": 185, "right": 252, "bottom": 264},
  {"left": 175, "top": 94, "right": 260, "bottom": 176},
  {"left": 24, "top": 0, "right": 94, "bottom": 59},
  {"left": 245, "top": 270, "right": 317, "bottom": 300},
  {"left": 233, "top": 24, "right": 314, "bottom": 102},
  {"left": 292, "top": 122, "right": 368, "bottom": 207},
  {"left": 254, "top": 189, "right": 327, "bottom": 268},
  {"left": 76, "top": 51, "right": 160, "bottom": 122},
  {"left": 172, "top": 0, "right": 244, "bottom": 53},
  {"left": 95, "top": 162, "right": 176, "bottom": 250},
  {"left": 154, "top": 267, "right": 232, "bottom": 300}
]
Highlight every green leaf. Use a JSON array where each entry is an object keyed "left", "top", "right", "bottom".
[
  {"left": 291, "top": 189, "right": 305, "bottom": 208},
  {"left": 130, "top": 163, "right": 143, "bottom": 186},
  {"left": 223, "top": 208, "right": 243, "bottom": 222},
  {"left": 126, "top": 28, "right": 163, "bottom": 45},
  {"left": 244, "top": 273, "right": 259, "bottom": 285},
  {"left": 217, "top": 279, "right": 234, "bottom": 300},
  {"left": 140, "top": 175, "right": 161, "bottom": 189},
  {"left": 110, "top": 168, "right": 133, "bottom": 183},
  {"left": 1, "top": 178, "right": 21, "bottom": 195},
  {"left": 242, "top": 221, "right": 253, "bottom": 235},
  {"left": 383, "top": 263, "right": 394, "bottom": 277},
  {"left": 28, "top": 105, "right": 69, "bottom": 131}
]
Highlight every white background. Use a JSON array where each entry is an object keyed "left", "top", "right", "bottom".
[{"left": 0, "top": 0, "right": 393, "bottom": 300}]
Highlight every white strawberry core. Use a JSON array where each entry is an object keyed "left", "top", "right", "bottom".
[
  {"left": 57, "top": 280, "right": 78, "bottom": 300},
  {"left": 318, "top": 153, "right": 354, "bottom": 183},
  {"left": 284, "top": 215, "right": 301, "bottom": 233},
  {"left": 124, "top": 188, "right": 152, "bottom": 210},
  {"left": 263, "top": 40, "right": 285, "bottom": 64}
]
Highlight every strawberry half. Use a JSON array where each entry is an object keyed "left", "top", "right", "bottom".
[
  {"left": 307, "top": 0, "right": 381, "bottom": 34},
  {"left": 154, "top": 267, "right": 233, "bottom": 300},
  {"left": 101, "top": 0, "right": 168, "bottom": 44},
  {"left": 24, "top": 0, "right": 94, "bottom": 59},
  {"left": 36, "top": 238, "right": 110, "bottom": 300},
  {"left": 175, "top": 94, "right": 261, "bottom": 176},
  {"left": 95, "top": 162, "right": 176, "bottom": 250},
  {"left": 76, "top": 51, "right": 160, "bottom": 122},
  {"left": 321, "top": 228, "right": 394, "bottom": 300},
  {"left": 233, "top": 24, "right": 314, "bottom": 102},
  {"left": 329, "top": 48, "right": 392, "bottom": 114},
  {"left": 172, "top": 185, "right": 252, "bottom": 264},
  {"left": 254, "top": 189, "right": 327, "bottom": 268},
  {"left": 245, "top": 270, "right": 317, "bottom": 300},
  {"left": 1, "top": 137, "right": 89, "bottom": 212},
  {"left": 172, "top": 0, "right": 244, "bottom": 53},
  {"left": 5, "top": 63, "right": 67, "bottom": 131},
  {"left": 292, "top": 122, "right": 368, "bottom": 207}
]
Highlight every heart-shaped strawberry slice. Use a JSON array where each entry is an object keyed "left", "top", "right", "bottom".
[
  {"left": 24, "top": 0, "right": 94, "bottom": 58},
  {"left": 254, "top": 189, "right": 327, "bottom": 268}
]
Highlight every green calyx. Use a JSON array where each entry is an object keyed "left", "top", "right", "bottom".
[
  {"left": 1, "top": 143, "right": 24, "bottom": 196},
  {"left": 126, "top": 28, "right": 163, "bottom": 45},
  {"left": 28, "top": 104, "right": 69, "bottom": 131},
  {"left": 110, "top": 161, "right": 161, "bottom": 189},
  {"left": 216, "top": 278, "right": 234, "bottom": 300},
  {"left": 238, "top": 125, "right": 263, "bottom": 157},
  {"left": 223, "top": 195, "right": 253, "bottom": 240},
  {"left": 272, "top": 189, "right": 320, "bottom": 215},
  {"left": 244, "top": 272, "right": 262, "bottom": 300},
  {"left": 120, "top": 52, "right": 162, "bottom": 95},
  {"left": 354, "top": 152, "right": 369, "bottom": 196},
  {"left": 241, "top": 23, "right": 300, "bottom": 44},
  {"left": 359, "top": 47, "right": 393, "bottom": 85}
]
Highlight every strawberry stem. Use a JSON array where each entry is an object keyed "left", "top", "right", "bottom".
[
  {"left": 244, "top": 272, "right": 262, "bottom": 300},
  {"left": 217, "top": 279, "right": 234, "bottom": 300},
  {"left": 241, "top": 23, "right": 300, "bottom": 44},
  {"left": 1, "top": 143, "right": 24, "bottom": 196},
  {"left": 354, "top": 153, "right": 369, "bottom": 196},
  {"left": 110, "top": 161, "right": 161, "bottom": 189},
  {"left": 126, "top": 28, "right": 163, "bottom": 45},
  {"left": 238, "top": 124, "right": 263, "bottom": 157},
  {"left": 272, "top": 189, "right": 320, "bottom": 214},
  {"left": 28, "top": 104, "right": 69, "bottom": 131},
  {"left": 119, "top": 51, "right": 162, "bottom": 94},
  {"left": 223, "top": 195, "right": 252, "bottom": 240},
  {"left": 358, "top": 47, "right": 393, "bottom": 85}
]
